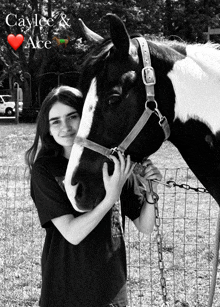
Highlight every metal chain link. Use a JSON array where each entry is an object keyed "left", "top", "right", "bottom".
[
  {"left": 148, "top": 181, "right": 169, "bottom": 307},
  {"left": 140, "top": 176, "right": 208, "bottom": 306},
  {"left": 166, "top": 180, "right": 209, "bottom": 193},
  {"left": 133, "top": 162, "right": 208, "bottom": 194}
]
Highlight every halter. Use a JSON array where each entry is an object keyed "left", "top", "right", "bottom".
[{"left": 74, "top": 37, "right": 170, "bottom": 158}]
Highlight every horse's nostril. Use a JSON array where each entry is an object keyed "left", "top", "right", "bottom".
[
  {"left": 70, "top": 180, "right": 84, "bottom": 201},
  {"left": 77, "top": 183, "right": 83, "bottom": 199},
  {"left": 71, "top": 180, "right": 78, "bottom": 186}
]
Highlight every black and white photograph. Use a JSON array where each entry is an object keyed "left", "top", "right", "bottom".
[{"left": 1, "top": 1, "right": 220, "bottom": 306}]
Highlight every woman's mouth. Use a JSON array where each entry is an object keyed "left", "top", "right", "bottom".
[{"left": 61, "top": 133, "right": 75, "bottom": 138}]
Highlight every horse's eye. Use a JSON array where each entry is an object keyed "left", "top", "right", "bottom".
[{"left": 107, "top": 94, "right": 121, "bottom": 105}]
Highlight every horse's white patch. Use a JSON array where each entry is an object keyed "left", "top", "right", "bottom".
[
  {"left": 64, "top": 144, "right": 86, "bottom": 212},
  {"left": 168, "top": 44, "right": 220, "bottom": 134},
  {"left": 65, "top": 78, "right": 98, "bottom": 210},
  {"left": 75, "top": 77, "right": 98, "bottom": 139}
]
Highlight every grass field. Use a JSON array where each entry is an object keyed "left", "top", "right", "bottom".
[
  {"left": 0, "top": 123, "right": 220, "bottom": 307},
  {"left": 0, "top": 123, "right": 188, "bottom": 168}
]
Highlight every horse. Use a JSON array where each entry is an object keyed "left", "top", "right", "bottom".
[
  {"left": 52, "top": 36, "right": 70, "bottom": 48},
  {"left": 64, "top": 14, "right": 220, "bottom": 214}
]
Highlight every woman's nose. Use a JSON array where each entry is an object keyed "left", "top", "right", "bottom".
[{"left": 61, "top": 119, "right": 71, "bottom": 131}]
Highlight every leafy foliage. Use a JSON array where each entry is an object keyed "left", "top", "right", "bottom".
[{"left": 0, "top": 0, "right": 220, "bottom": 109}]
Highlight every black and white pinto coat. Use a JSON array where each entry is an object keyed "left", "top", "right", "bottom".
[{"left": 64, "top": 14, "right": 220, "bottom": 214}]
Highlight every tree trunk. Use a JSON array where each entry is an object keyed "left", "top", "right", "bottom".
[{"left": 164, "top": 0, "right": 173, "bottom": 37}]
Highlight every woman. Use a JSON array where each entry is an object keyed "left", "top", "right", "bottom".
[{"left": 25, "top": 85, "right": 162, "bottom": 307}]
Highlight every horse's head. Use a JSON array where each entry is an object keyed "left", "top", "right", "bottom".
[{"left": 65, "top": 14, "right": 184, "bottom": 212}]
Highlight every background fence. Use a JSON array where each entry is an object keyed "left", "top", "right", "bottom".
[{"left": 0, "top": 165, "right": 219, "bottom": 307}]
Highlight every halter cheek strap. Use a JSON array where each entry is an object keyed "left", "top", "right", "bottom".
[
  {"left": 135, "top": 37, "right": 170, "bottom": 142},
  {"left": 116, "top": 107, "right": 153, "bottom": 153}
]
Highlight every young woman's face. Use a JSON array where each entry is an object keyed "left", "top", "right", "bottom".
[{"left": 49, "top": 101, "right": 80, "bottom": 157}]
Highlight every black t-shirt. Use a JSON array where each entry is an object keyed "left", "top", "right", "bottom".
[{"left": 31, "top": 155, "right": 143, "bottom": 307}]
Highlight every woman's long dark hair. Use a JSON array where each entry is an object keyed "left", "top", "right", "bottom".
[{"left": 25, "top": 86, "right": 83, "bottom": 172}]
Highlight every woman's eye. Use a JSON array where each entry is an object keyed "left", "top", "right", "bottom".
[
  {"left": 51, "top": 120, "right": 59, "bottom": 125},
  {"left": 107, "top": 95, "right": 121, "bottom": 105},
  {"left": 69, "top": 115, "right": 78, "bottom": 120}
]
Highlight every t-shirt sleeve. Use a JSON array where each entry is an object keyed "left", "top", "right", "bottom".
[
  {"left": 31, "top": 161, "right": 75, "bottom": 228},
  {"left": 120, "top": 174, "right": 145, "bottom": 221}
]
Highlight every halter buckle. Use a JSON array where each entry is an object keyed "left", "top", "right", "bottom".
[
  {"left": 159, "top": 116, "right": 166, "bottom": 126},
  {"left": 154, "top": 107, "right": 164, "bottom": 122},
  {"left": 142, "top": 66, "right": 156, "bottom": 86},
  {"left": 109, "top": 147, "right": 119, "bottom": 155},
  {"left": 154, "top": 108, "right": 170, "bottom": 140},
  {"left": 109, "top": 147, "right": 125, "bottom": 159}
]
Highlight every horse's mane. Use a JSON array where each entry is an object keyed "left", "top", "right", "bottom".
[
  {"left": 145, "top": 36, "right": 187, "bottom": 56},
  {"left": 147, "top": 38, "right": 220, "bottom": 80},
  {"left": 80, "top": 34, "right": 220, "bottom": 91},
  {"left": 80, "top": 34, "right": 183, "bottom": 79},
  {"left": 186, "top": 42, "right": 220, "bottom": 79}
]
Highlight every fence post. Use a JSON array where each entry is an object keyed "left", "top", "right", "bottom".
[
  {"left": 14, "top": 82, "right": 20, "bottom": 124},
  {"left": 203, "top": 26, "right": 220, "bottom": 41}
]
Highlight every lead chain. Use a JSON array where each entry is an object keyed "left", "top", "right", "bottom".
[
  {"left": 167, "top": 180, "right": 208, "bottom": 193},
  {"left": 148, "top": 181, "right": 169, "bottom": 307},
  {"left": 154, "top": 201, "right": 169, "bottom": 307}
]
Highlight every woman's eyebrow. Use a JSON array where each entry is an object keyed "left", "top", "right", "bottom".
[{"left": 49, "top": 111, "right": 78, "bottom": 122}]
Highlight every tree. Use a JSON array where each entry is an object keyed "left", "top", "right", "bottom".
[
  {"left": 167, "top": 0, "right": 220, "bottom": 42},
  {"left": 0, "top": 0, "right": 220, "bottom": 114},
  {"left": 0, "top": 0, "right": 83, "bottom": 109},
  {"left": 163, "top": 0, "right": 174, "bottom": 37}
]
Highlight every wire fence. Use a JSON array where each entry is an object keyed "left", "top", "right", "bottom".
[{"left": 0, "top": 165, "right": 219, "bottom": 307}]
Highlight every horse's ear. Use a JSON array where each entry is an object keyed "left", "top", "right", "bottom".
[
  {"left": 107, "top": 13, "right": 130, "bottom": 56},
  {"left": 78, "top": 18, "right": 104, "bottom": 43}
]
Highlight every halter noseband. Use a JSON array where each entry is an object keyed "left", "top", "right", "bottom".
[{"left": 74, "top": 37, "right": 170, "bottom": 159}]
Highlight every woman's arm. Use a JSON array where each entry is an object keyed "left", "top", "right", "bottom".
[
  {"left": 133, "top": 159, "right": 162, "bottom": 234},
  {"left": 52, "top": 188, "right": 121, "bottom": 245},
  {"left": 52, "top": 152, "right": 134, "bottom": 245},
  {"left": 51, "top": 195, "right": 117, "bottom": 245}
]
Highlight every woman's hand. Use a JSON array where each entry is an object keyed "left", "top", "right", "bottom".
[
  {"left": 136, "top": 159, "right": 162, "bottom": 193},
  {"left": 102, "top": 152, "right": 135, "bottom": 205}
]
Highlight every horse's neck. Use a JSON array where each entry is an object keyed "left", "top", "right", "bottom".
[
  {"left": 171, "top": 117, "right": 220, "bottom": 164},
  {"left": 164, "top": 43, "right": 220, "bottom": 173},
  {"left": 168, "top": 51, "right": 220, "bottom": 136},
  {"left": 170, "top": 118, "right": 220, "bottom": 203}
]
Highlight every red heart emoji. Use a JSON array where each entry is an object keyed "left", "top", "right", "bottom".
[{"left": 7, "top": 34, "right": 24, "bottom": 51}]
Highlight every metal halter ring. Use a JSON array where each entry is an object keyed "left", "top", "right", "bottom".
[{"left": 145, "top": 99, "right": 158, "bottom": 111}]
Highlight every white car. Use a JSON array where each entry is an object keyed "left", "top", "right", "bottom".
[{"left": 0, "top": 95, "right": 23, "bottom": 116}]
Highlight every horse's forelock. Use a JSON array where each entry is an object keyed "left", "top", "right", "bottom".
[
  {"left": 80, "top": 34, "right": 143, "bottom": 79},
  {"left": 79, "top": 40, "right": 113, "bottom": 94},
  {"left": 82, "top": 39, "right": 112, "bottom": 69}
]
